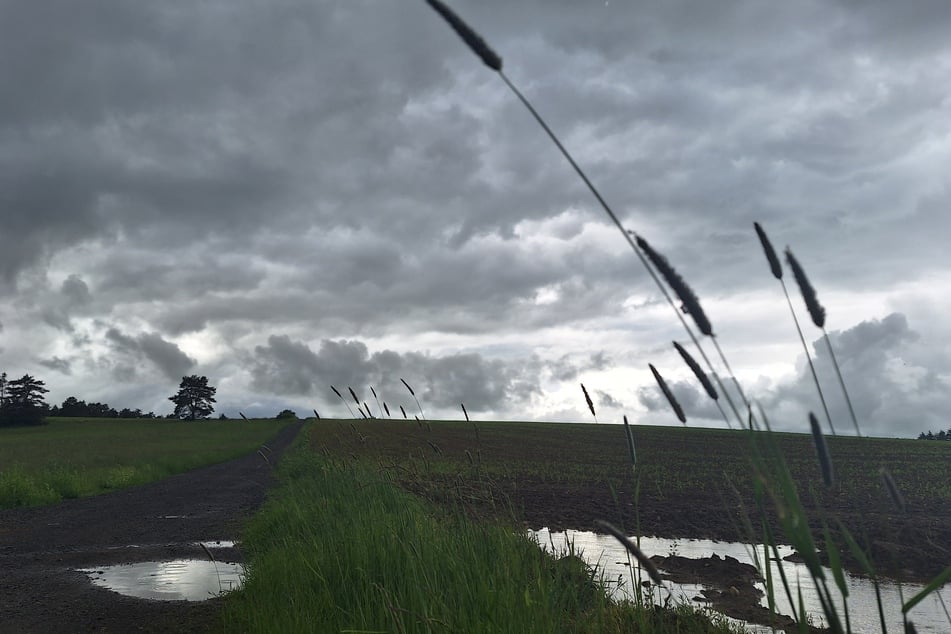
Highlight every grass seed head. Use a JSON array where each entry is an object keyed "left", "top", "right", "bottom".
[
  {"left": 594, "top": 520, "right": 663, "bottom": 585},
  {"left": 809, "top": 412, "right": 834, "bottom": 487},
  {"left": 785, "top": 247, "right": 826, "bottom": 328},
  {"left": 400, "top": 405, "right": 408, "bottom": 419},
  {"left": 400, "top": 378, "right": 415, "bottom": 396},
  {"left": 649, "top": 364, "right": 686, "bottom": 424},
  {"left": 313, "top": 409, "right": 320, "bottom": 420},
  {"left": 580, "top": 383, "right": 596, "bottom": 419},
  {"left": 383, "top": 402, "right": 390, "bottom": 417},
  {"left": 461, "top": 402, "right": 469, "bottom": 422},
  {"left": 636, "top": 235, "right": 713, "bottom": 336},
  {"left": 754, "top": 222, "right": 783, "bottom": 280},
  {"left": 348, "top": 386, "right": 360, "bottom": 405},
  {"left": 673, "top": 341, "right": 717, "bottom": 401},
  {"left": 880, "top": 466, "right": 906, "bottom": 512},
  {"left": 330, "top": 385, "right": 343, "bottom": 399},
  {"left": 425, "top": 0, "right": 503, "bottom": 71}
]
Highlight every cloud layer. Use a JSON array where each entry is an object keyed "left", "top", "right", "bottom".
[{"left": 1, "top": 1, "right": 949, "bottom": 434}]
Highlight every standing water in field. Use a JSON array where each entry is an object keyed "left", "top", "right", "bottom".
[
  {"left": 531, "top": 529, "right": 950, "bottom": 633},
  {"left": 80, "top": 542, "right": 244, "bottom": 601},
  {"left": 82, "top": 559, "right": 244, "bottom": 601}
]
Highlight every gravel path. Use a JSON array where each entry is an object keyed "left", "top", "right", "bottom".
[{"left": 0, "top": 422, "right": 302, "bottom": 633}]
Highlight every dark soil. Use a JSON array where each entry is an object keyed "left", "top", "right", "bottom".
[
  {"left": 0, "top": 422, "right": 301, "bottom": 634},
  {"left": 328, "top": 420, "right": 949, "bottom": 584}
]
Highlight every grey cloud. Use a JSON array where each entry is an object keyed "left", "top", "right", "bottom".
[
  {"left": 637, "top": 378, "right": 722, "bottom": 424},
  {"left": 251, "top": 336, "right": 541, "bottom": 414},
  {"left": 594, "top": 389, "right": 623, "bottom": 410},
  {"left": 38, "top": 356, "right": 72, "bottom": 375},
  {"left": 61, "top": 274, "right": 91, "bottom": 305},
  {"left": 762, "top": 314, "right": 951, "bottom": 436},
  {"left": 105, "top": 328, "right": 195, "bottom": 381},
  {"left": 549, "top": 352, "right": 612, "bottom": 382},
  {"left": 0, "top": 1, "right": 947, "bottom": 435}
]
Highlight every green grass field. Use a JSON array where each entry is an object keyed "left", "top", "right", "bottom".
[{"left": 0, "top": 417, "right": 291, "bottom": 508}]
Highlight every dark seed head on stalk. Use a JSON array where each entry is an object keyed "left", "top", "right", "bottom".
[
  {"left": 809, "top": 412, "right": 834, "bottom": 487},
  {"left": 313, "top": 409, "right": 320, "bottom": 420},
  {"left": 754, "top": 222, "right": 783, "bottom": 280},
  {"left": 239, "top": 412, "right": 249, "bottom": 421},
  {"left": 636, "top": 235, "right": 713, "bottom": 336},
  {"left": 594, "top": 520, "right": 663, "bottom": 585},
  {"left": 673, "top": 341, "right": 717, "bottom": 400},
  {"left": 425, "top": 0, "right": 503, "bottom": 71},
  {"left": 400, "top": 378, "right": 415, "bottom": 396},
  {"left": 623, "top": 415, "right": 637, "bottom": 469},
  {"left": 348, "top": 386, "right": 360, "bottom": 405},
  {"left": 785, "top": 248, "right": 826, "bottom": 328},
  {"left": 330, "top": 385, "right": 343, "bottom": 399},
  {"left": 400, "top": 405, "right": 407, "bottom": 419},
  {"left": 649, "top": 364, "right": 686, "bottom": 424},
  {"left": 384, "top": 402, "right": 391, "bottom": 417},
  {"left": 370, "top": 386, "right": 378, "bottom": 399},
  {"left": 580, "top": 383, "right": 596, "bottom": 419},
  {"left": 461, "top": 403, "right": 469, "bottom": 422},
  {"left": 879, "top": 467, "right": 906, "bottom": 512}
]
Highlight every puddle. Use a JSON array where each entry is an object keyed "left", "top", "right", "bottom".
[
  {"left": 531, "top": 529, "right": 950, "bottom": 633},
  {"left": 82, "top": 559, "right": 244, "bottom": 601}
]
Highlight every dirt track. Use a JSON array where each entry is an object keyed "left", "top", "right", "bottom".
[{"left": 0, "top": 422, "right": 301, "bottom": 634}]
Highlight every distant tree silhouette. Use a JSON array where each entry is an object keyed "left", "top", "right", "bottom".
[
  {"left": 276, "top": 409, "right": 298, "bottom": 419},
  {"left": 169, "top": 375, "right": 217, "bottom": 420},
  {"left": 0, "top": 374, "right": 49, "bottom": 427}
]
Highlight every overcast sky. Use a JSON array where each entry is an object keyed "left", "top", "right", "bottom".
[{"left": 2, "top": 0, "right": 949, "bottom": 437}]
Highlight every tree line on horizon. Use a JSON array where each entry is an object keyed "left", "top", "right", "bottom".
[
  {"left": 917, "top": 428, "right": 951, "bottom": 441},
  {"left": 0, "top": 373, "right": 219, "bottom": 427}
]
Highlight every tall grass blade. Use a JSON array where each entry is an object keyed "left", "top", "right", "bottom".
[{"left": 903, "top": 566, "right": 951, "bottom": 614}]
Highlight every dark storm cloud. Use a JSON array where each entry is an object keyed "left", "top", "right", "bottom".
[
  {"left": 105, "top": 328, "right": 195, "bottom": 381},
  {"left": 251, "top": 336, "right": 541, "bottom": 413},
  {"left": 1, "top": 0, "right": 948, "bottom": 431}
]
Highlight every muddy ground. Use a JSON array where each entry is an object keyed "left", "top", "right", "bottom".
[
  {"left": 0, "top": 422, "right": 301, "bottom": 634},
  {"left": 314, "top": 420, "right": 951, "bottom": 585},
  {"left": 1, "top": 418, "right": 947, "bottom": 632}
]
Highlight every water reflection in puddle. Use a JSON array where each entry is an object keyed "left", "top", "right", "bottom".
[
  {"left": 532, "top": 529, "right": 950, "bottom": 633},
  {"left": 82, "top": 559, "right": 244, "bottom": 601}
]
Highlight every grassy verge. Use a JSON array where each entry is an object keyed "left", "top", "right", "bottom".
[
  {"left": 222, "top": 442, "right": 741, "bottom": 633},
  {"left": 0, "top": 417, "right": 290, "bottom": 508}
]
